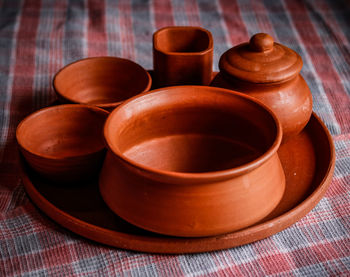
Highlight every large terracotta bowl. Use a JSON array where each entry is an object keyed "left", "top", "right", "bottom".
[
  {"left": 16, "top": 104, "right": 109, "bottom": 183},
  {"left": 53, "top": 57, "right": 152, "bottom": 111},
  {"left": 100, "top": 86, "right": 285, "bottom": 237}
]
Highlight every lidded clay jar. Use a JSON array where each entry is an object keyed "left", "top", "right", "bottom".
[{"left": 211, "top": 33, "right": 313, "bottom": 141}]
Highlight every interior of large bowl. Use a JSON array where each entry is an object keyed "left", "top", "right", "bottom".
[
  {"left": 154, "top": 27, "right": 212, "bottom": 53},
  {"left": 17, "top": 105, "right": 108, "bottom": 159},
  {"left": 105, "top": 86, "right": 280, "bottom": 174},
  {"left": 53, "top": 58, "right": 151, "bottom": 106}
]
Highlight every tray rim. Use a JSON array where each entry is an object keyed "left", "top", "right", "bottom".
[{"left": 20, "top": 112, "right": 335, "bottom": 254}]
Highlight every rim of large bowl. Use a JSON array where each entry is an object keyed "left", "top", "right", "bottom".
[
  {"left": 16, "top": 104, "right": 110, "bottom": 160},
  {"left": 52, "top": 56, "right": 152, "bottom": 109},
  {"left": 104, "top": 86, "right": 283, "bottom": 182}
]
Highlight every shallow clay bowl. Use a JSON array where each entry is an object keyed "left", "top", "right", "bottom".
[
  {"left": 16, "top": 104, "right": 109, "bottom": 183},
  {"left": 100, "top": 86, "right": 286, "bottom": 237},
  {"left": 53, "top": 57, "right": 152, "bottom": 111}
]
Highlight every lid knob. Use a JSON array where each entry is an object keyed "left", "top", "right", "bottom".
[{"left": 249, "top": 33, "right": 274, "bottom": 52}]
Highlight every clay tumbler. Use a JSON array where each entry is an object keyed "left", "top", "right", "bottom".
[{"left": 153, "top": 26, "right": 213, "bottom": 87}]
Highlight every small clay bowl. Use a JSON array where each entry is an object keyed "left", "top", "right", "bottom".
[
  {"left": 16, "top": 104, "right": 109, "bottom": 183},
  {"left": 100, "top": 86, "right": 285, "bottom": 237},
  {"left": 53, "top": 57, "right": 152, "bottom": 111}
]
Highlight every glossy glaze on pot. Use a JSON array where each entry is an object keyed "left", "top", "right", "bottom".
[
  {"left": 211, "top": 33, "right": 313, "bottom": 141},
  {"left": 16, "top": 104, "right": 109, "bottom": 183},
  {"left": 100, "top": 86, "right": 285, "bottom": 237},
  {"left": 53, "top": 57, "right": 152, "bottom": 111},
  {"left": 153, "top": 26, "right": 213, "bottom": 87}
]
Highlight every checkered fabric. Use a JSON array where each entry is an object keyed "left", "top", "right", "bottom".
[{"left": 0, "top": 0, "right": 349, "bottom": 276}]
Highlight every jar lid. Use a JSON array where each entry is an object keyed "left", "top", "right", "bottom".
[{"left": 219, "top": 33, "right": 303, "bottom": 83}]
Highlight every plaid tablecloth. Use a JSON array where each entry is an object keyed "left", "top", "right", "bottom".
[{"left": 0, "top": 0, "right": 349, "bottom": 276}]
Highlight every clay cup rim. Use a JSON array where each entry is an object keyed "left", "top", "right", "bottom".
[{"left": 153, "top": 26, "right": 213, "bottom": 56}]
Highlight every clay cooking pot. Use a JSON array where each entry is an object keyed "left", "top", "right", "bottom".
[{"left": 100, "top": 86, "right": 285, "bottom": 237}]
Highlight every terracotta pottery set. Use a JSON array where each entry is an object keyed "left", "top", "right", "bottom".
[{"left": 17, "top": 27, "right": 335, "bottom": 253}]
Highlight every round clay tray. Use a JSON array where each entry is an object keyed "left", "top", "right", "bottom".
[{"left": 20, "top": 112, "right": 335, "bottom": 254}]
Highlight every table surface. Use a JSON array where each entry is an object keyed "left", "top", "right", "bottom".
[{"left": 0, "top": 0, "right": 349, "bottom": 276}]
